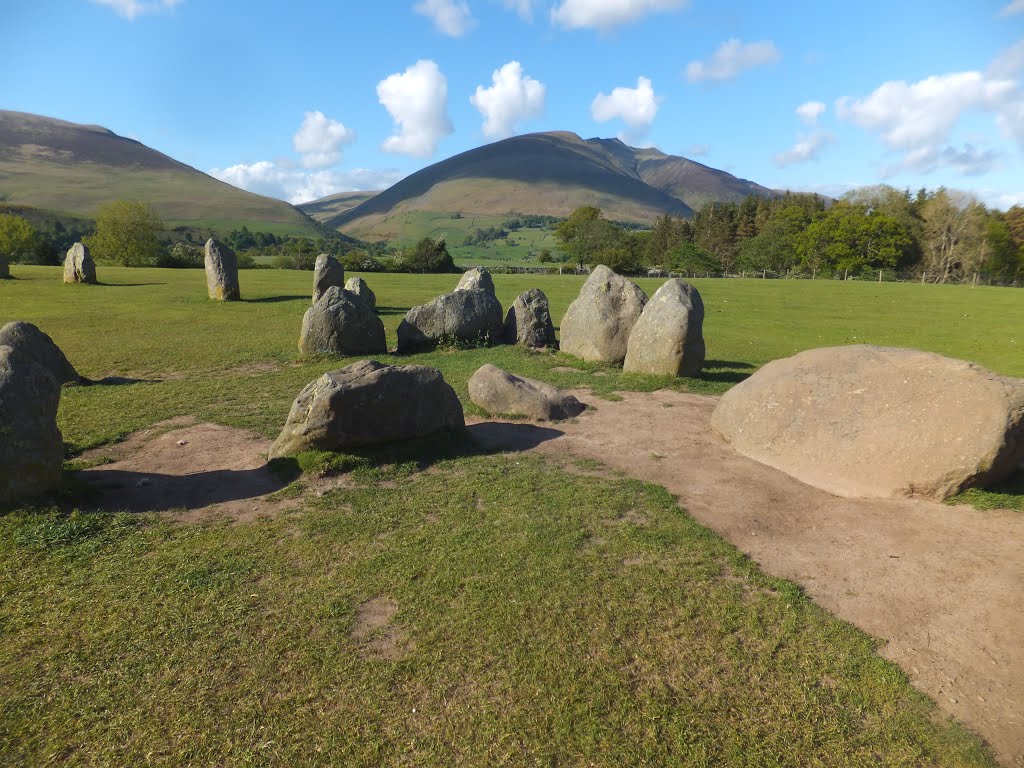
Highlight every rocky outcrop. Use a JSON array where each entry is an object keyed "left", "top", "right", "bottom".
[
  {"left": 0, "top": 321, "right": 81, "bottom": 385},
  {"left": 204, "top": 238, "right": 240, "bottom": 301},
  {"left": 711, "top": 345, "right": 1024, "bottom": 501},
  {"left": 313, "top": 253, "right": 345, "bottom": 303},
  {"left": 456, "top": 266, "right": 495, "bottom": 295},
  {"left": 469, "top": 364, "right": 585, "bottom": 421},
  {"left": 299, "top": 286, "right": 386, "bottom": 356},
  {"left": 396, "top": 289, "right": 504, "bottom": 352},
  {"left": 345, "top": 276, "right": 376, "bottom": 311},
  {"left": 624, "top": 279, "right": 705, "bottom": 377},
  {"left": 504, "top": 288, "right": 556, "bottom": 348},
  {"left": 63, "top": 242, "right": 97, "bottom": 284},
  {"left": 559, "top": 265, "right": 647, "bottom": 364},
  {"left": 269, "top": 359, "right": 464, "bottom": 457}
]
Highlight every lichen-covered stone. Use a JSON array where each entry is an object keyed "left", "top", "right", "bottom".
[
  {"left": 299, "top": 286, "right": 386, "bottom": 356},
  {"left": 504, "top": 288, "right": 556, "bottom": 348},
  {"left": 624, "top": 279, "right": 705, "bottom": 377},
  {"left": 559, "top": 265, "right": 647, "bottom": 364},
  {"left": 204, "top": 238, "right": 240, "bottom": 301}
]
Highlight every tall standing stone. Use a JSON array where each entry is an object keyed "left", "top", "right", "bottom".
[
  {"left": 313, "top": 253, "right": 344, "bottom": 303},
  {"left": 0, "top": 321, "right": 81, "bottom": 385},
  {"left": 299, "top": 286, "right": 386, "bottom": 356},
  {"left": 559, "top": 265, "right": 647, "bottom": 364},
  {"left": 345, "top": 276, "right": 376, "bottom": 311},
  {"left": 63, "top": 242, "right": 97, "bottom": 284},
  {"left": 456, "top": 266, "right": 495, "bottom": 295},
  {"left": 204, "top": 238, "right": 240, "bottom": 301},
  {"left": 624, "top": 279, "right": 705, "bottom": 377},
  {"left": 504, "top": 288, "right": 556, "bottom": 348}
]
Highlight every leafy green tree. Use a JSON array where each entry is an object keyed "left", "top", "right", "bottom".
[
  {"left": 537, "top": 248, "right": 553, "bottom": 263},
  {"left": 693, "top": 202, "right": 740, "bottom": 272},
  {"left": 667, "top": 240, "right": 718, "bottom": 275},
  {"left": 982, "top": 215, "right": 1022, "bottom": 284},
  {"left": 402, "top": 237, "right": 456, "bottom": 273},
  {"left": 83, "top": 200, "right": 165, "bottom": 266},
  {"left": 0, "top": 214, "right": 39, "bottom": 262},
  {"left": 737, "top": 204, "right": 812, "bottom": 274},
  {"left": 796, "top": 203, "right": 910, "bottom": 277},
  {"left": 555, "top": 206, "right": 621, "bottom": 270}
]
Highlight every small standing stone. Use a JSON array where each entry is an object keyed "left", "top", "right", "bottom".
[
  {"left": 204, "top": 238, "right": 240, "bottom": 301},
  {"left": 559, "top": 264, "right": 647, "bottom": 364},
  {"left": 624, "top": 279, "right": 705, "bottom": 377},
  {"left": 345, "top": 276, "right": 376, "bottom": 311},
  {"left": 63, "top": 242, "right": 97, "bottom": 284},
  {"left": 299, "top": 286, "right": 386, "bottom": 356},
  {"left": 456, "top": 266, "right": 495, "bottom": 295},
  {"left": 468, "top": 364, "right": 585, "bottom": 421},
  {"left": 504, "top": 288, "right": 556, "bottom": 348},
  {"left": 313, "top": 253, "right": 345, "bottom": 303}
]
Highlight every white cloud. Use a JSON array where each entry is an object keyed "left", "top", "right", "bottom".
[
  {"left": 503, "top": 0, "right": 535, "bottom": 20},
  {"left": 774, "top": 131, "right": 834, "bottom": 166},
  {"left": 292, "top": 111, "right": 354, "bottom": 169},
  {"left": 551, "top": 0, "right": 688, "bottom": 30},
  {"left": 90, "top": 0, "right": 181, "bottom": 19},
  {"left": 685, "top": 38, "right": 780, "bottom": 83},
  {"left": 590, "top": 76, "right": 660, "bottom": 140},
  {"left": 210, "top": 160, "right": 404, "bottom": 205},
  {"left": 989, "top": 39, "right": 1024, "bottom": 78},
  {"left": 881, "top": 144, "right": 1001, "bottom": 177},
  {"left": 686, "top": 143, "right": 710, "bottom": 157},
  {"left": 1000, "top": 0, "right": 1024, "bottom": 16},
  {"left": 796, "top": 100, "right": 826, "bottom": 125},
  {"left": 414, "top": 0, "right": 474, "bottom": 36},
  {"left": 470, "top": 61, "right": 546, "bottom": 139},
  {"left": 377, "top": 60, "right": 453, "bottom": 157}
]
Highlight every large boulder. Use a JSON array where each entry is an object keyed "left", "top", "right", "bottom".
[
  {"left": 711, "top": 345, "right": 1024, "bottom": 501},
  {"left": 345, "top": 276, "right": 376, "bottom": 311},
  {"left": 559, "top": 265, "right": 647, "bottom": 364},
  {"left": 469, "top": 364, "right": 585, "bottom": 421},
  {"left": 204, "top": 238, "right": 240, "bottom": 301},
  {"left": 397, "top": 290, "right": 504, "bottom": 352},
  {"left": 0, "top": 321, "right": 81, "bottom": 385},
  {"left": 504, "top": 288, "right": 556, "bottom": 348},
  {"left": 456, "top": 266, "right": 495, "bottom": 295},
  {"left": 269, "top": 359, "right": 465, "bottom": 457},
  {"left": 623, "top": 279, "right": 705, "bottom": 377},
  {"left": 63, "top": 242, "right": 97, "bottom": 285},
  {"left": 299, "top": 286, "right": 386, "bottom": 356},
  {"left": 0, "top": 255, "right": 10, "bottom": 279},
  {"left": 313, "top": 253, "right": 344, "bottom": 303},
  {"left": 0, "top": 345, "right": 64, "bottom": 507}
]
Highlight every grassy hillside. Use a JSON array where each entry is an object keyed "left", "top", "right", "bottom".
[
  {"left": 298, "top": 191, "right": 378, "bottom": 223},
  {"left": 0, "top": 111, "right": 319, "bottom": 237},
  {"left": 635, "top": 147, "right": 779, "bottom": 211}
]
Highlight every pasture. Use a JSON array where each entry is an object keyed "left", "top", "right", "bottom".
[{"left": 1, "top": 266, "right": 1020, "bottom": 766}]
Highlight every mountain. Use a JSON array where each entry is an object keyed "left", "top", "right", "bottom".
[
  {"left": 319, "top": 131, "right": 777, "bottom": 241},
  {"left": 299, "top": 191, "right": 378, "bottom": 223},
  {"left": 0, "top": 111, "right": 318, "bottom": 236}
]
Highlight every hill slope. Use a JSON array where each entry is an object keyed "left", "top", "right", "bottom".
[
  {"left": 0, "top": 111, "right": 318, "bottom": 236},
  {"left": 299, "top": 191, "right": 378, "bottom": 223},
  {"left": 322, "top": 132, "right": 777, "bottom": 241}
]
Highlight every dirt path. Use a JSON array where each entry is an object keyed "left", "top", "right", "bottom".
[{"left": 471, "top": 390, "right": 1024, "bottom": 767}]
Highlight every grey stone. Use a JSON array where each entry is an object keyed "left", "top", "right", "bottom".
[
  {"left": 0, "top": 321, "right": 81, "bottom": 385},
  {"left": 299, "top": 286, "right": 386, "bottom": 356},
  {"left": 711, "top": 345, "right": 1024, "bottom": 501},
  {"left": 313, "top": 253, "right": 344, "bottom": 303},
  {"left": 624, "top": 279, "right": 705, "bottom": 377},
  {"left": 455, "top": 266, "right": 495, "bottom": 295},
  {"left": 469, "top": 364, "right": 585, "bottom": 421},
  {"left": 269, "top": 359, "right": 465, "bottom": 457},
  {"left": 63, "top": 242, "right": 97, "bottom": 284},
  {"left": 397, "top": 289, "right": 504, "bottom": 352},
  {"left": 204, "top": 238, "right": 240, "bottom": 301},
  {"left": 345, "top": 276, "right": 376, "bottom": 311},
  {"left": 504, "top": 288, "right": 556, "bottom": 348},
  {"left": 0, "top": 345, "right": 64, "bottom": 507},
  {"left": 560, "top": 265, "right": 647, "bottom": 364},
  {"left": 0, "top": 255, "right": 9, "bottom": 279}
]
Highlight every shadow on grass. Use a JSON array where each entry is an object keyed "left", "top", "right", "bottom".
[
  {"left": 82, "top": 376, "right": 162, "bottom": 386},
  {"left": 99, "top": 282, "right": 166, "bottom": 287},
  {"left": 949, "top": 469, "right": 1024, "bottom": 512},
  {"left": 699, "top": 370, "right": 751, "bottom": 385},
  {"left": 705, "top": 359, "right": 756, "bottom": 370},
  {"left": 243, "top": 295, "right": 309, "bottom": 304},
  {"left": 375, "top": 305, "right": 411, "bottom": 317}
]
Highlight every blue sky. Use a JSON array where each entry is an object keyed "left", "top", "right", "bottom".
[{"left": 3, "top": 0, "right": 1023, "bottom": 209}]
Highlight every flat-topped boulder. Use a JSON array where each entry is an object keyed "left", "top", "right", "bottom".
[
  {"left": 711, "top": 345, "right": 1024, "bottom": 501},
  {"left": 313, "top": 253, "right": 344, "bottom": 303},
  {"left": 204, "top": 238, "right": 240, "bottom": 301},
  {"left": 299, "top": 286, "right": 386, "bottom": 356},
  {"left": 560, "top": 265, "right": 647, "bottom": 364},
  {"left": 397, "top": 289, "right": 503, "bottom": 352},
  {"left": 269, "top": 360, "right": 464, "bottom": 458},
  {"left": 469, "top": 364, "right": 585, "bottom": 421},
  {"left": 63, "top": 242, "right": 97, "bottom": 284},
  {"left": 0, "top": 321, "right": 81, "bottom": 385},
  {"left": 456, "top": 266, "right": 495, "bottom": 295},
  {"left": 624, "top": 279, "right": 705, "bottom": 377},
  {"left": 345, "top": 276, "right": 376, "bottom": 310},
  {"left": 504, "top": 288, "right": 556, "bottom": 348}
]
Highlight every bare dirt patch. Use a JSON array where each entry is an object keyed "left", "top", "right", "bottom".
[
  {"left": 469, "top": 389, "right": 1024, "bottom": 766},
  {"left": 353, "top": 595, "right": 407, "bottom": 660}
]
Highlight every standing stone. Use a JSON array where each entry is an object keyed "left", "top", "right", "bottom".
[
  {"left": 268, "top": 359, "right": 465, "bottom": 458},
  {"left": 469, "top": 364, "right": 585, "bottom": 421},
  {"left": 456, "top": 266, "right": 495, "bottom": 295},
  {"left": 0, "top": 255, "right": 10, "bottom": 279},
  {"left": 0, "top": 321, "right": 81, "bottom": 385},
  {"left": 204, "top": 238, "right": 240, "bottom": 301},
  {"left": 299, "top": 286, "right": 386, "bottom": 356},
  {"left": 504, "top": 288, "right": 556, "bottom": 348},
  {"left": 0, "top": 345, "right": 64, "bottom": 507},
  {"left": 624, "top": 279, "right": 705, "bottom": 377},
  {"left": 397, "top": 290, "right": 504, "bottom": 352},
  {"left": 559, "top": 264, "right": 647, "bottom": 364},
  {"left": 313, "top": 253, "right": 345, "bottom": 303},
  {"left": 63, "top": 242, "right": 97, "bottom": 284},
  {"left": 345, "top": 276, "right": 376, "bottom": 311}
]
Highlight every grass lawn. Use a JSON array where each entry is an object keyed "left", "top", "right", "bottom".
[{"left": 0, "top": 264, "right": 1019, "bottom": 766}]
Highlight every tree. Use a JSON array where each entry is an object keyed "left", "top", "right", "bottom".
[
  {"left": 667, "top": 240, "right": 717, "bottom": 275},
  {"left": 83, "top": 200, "right": 165, "bottom": 266},
  {"left": 919, "top": 190, "right": 987, "bottom": 283},
  {"left": 401, "top": 237, "right": 456, "bottom": 273},
  {"left": 737, "top": 204, "right": 812, "bottom": 274},
  {"left": 0, "top": 214, "right": 39, "bottom": 262},
  {"left": 982, "top": 215, "right": 1022, "bottom": 285},
  {"left": 555, "top": 206, "right": 620, "bottom": 270},
  {"left": 795, "top": 202, "right": 910, "bottom": 277}
]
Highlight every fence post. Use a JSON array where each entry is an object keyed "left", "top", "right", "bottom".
[
  {"left": 879, "top": 269, "right": 882, "bottom": 283},
  {"left": 972, "top": 272, "right": 978, "bottom": 288}
]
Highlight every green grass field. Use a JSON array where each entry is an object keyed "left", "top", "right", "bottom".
[{"left": 1, "top": 265, "right": 1019, "bottom": 766}]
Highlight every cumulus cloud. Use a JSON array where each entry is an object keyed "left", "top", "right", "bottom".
[
  {"left": 686, "top": 143, "right": 710, "bottom": 157},
  {"left": 1000, "top": 0, "right": 1024, "bottom": 15},
  {"left": 590, "top": 76, "right": 660, "bottom": 141},
  {"left": 503, "top": 0, "right": 535, "bottom": 20},
  {"left": 210, "top": 160, "right": 404, "bottom": 205},
  {"left": 414, "top": 0, "right": 474, "bottom": 36},
  {"left": 377, "top": 60, "right": 453, "bottom": 157},
  {"left": 470, "top": 61, "right": 546, "bottom": 139},
  {"left": 685, "top": 38, "right": 780, "bottom": 83},
  {"left": 292, "top": 111, "right": 354, "bottom": 169},
  {"left": 90, "top": 0, "right": 182, "bottom": 19},
  {"left": 881, "top": 144, "right": 1001, "bottom": 177},
  {"left": 774, "top": 131, "right": 834, "bottom": 166},
  {"left": 551, "top": 0, "right": 688, "bottom": 31},
  {"left": 795, "top": 100, "right": 826, "bottom": 125},
  {"left": 989, "top": 38, "right": 1024, "bottom": 78}
]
